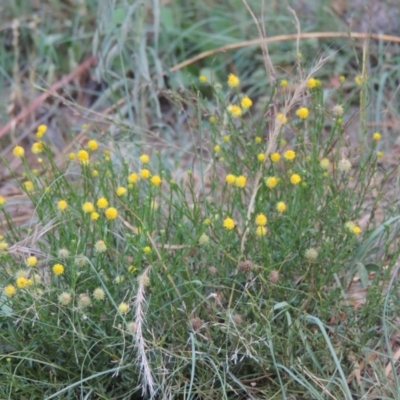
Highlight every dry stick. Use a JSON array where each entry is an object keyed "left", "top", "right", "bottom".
[
  {"left": 287, "top": 7, "right": 304, "bottom": 82},
  {"left": 169, "top": 32, "right": 400, "bottom": 73},
  {"left": 0, "top": 55, "right": 97, "bottom": 139}
]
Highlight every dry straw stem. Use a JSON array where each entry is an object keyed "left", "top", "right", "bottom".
[
  {"left": 134, "top": 266, "right": 155, "bottom": 396},
  {"left": 287, "top": 6, "right": 305, "bottom": 82},
  {"left": 169, "top": 32, "right": 400, "bottom": 73},
  {"left": 7, "top": 218, "right": 59, "bottom": 260},
  {"left": 242, "top": 0, "right": 275, "bottom": 85}
]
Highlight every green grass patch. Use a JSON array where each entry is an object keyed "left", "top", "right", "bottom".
[{"left": 1, "top": 1, "right": 400, "bottom": 399}]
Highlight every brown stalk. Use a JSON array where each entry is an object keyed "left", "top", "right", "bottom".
[{"left": 169, "top": 32, "right": 400, "bottom": 73}]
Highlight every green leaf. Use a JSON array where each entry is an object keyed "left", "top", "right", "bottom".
[
  {"left": 364, "top": 263, "right": 380, "bottom": 272},
  {"left": 356, "top": 262, "right": 369, "bottom": 288},
  {"left": 112, "top": 7, "right": 125, "bottom": 26}
]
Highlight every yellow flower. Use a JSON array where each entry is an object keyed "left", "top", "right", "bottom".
[
  {"left": 116, "top": 186, "right": 127, "bottom": 196},
  {"left": 36, "top": 124, "right": 48, "bottom": 137},
  {"left": 143, "top": 246, "right": 151, "bottom": 254},
  {"left": 204, "top": 218, "right": 211, "bottom": 225},
  {"left": 373, "top": 132, "right": 381, "bottom": 141},
  {"left": 24, "top": 181, "right": 34, "bottom": 192},
  {"left": 355, "top": 75, "right": 363, "bottom": 86},
  {"left": 256, "top": 226, "right": 267, "bottom": 236},
  {"left": 0, "top": 241, "right": 8, "bottom": 251},
  {"left": 57, "top": 200, "right": 68, "bottom": 211},
  {"left": 118, "top": 302, "right": 129, "bottom": 314},
  {"left": 128, "top": 172, "right": 139, "bottom": 184},
  {"left": 284, "top": 150, "right": 296, "bottom": 161},
  {"left": 339, "top": 75, "right": 345, "bottom": 83},
  {"left": 16, "top": 277, "right": 29, "bottom": 288},
  {"left": 140, "top": 169, "right": 151, "bottom": 179},
  {"left": 92, "top": 169, "right": 98, "bottom": 177},
  {"left": 0, "top": 196, "right": 5, "bottom": 206},
  {"left": 277, "top": 113, "right": 288, "bottom": 124},
  {"left": 209, "top": 116, "right": 216, "bottom": 124},
  {"left": 235, "top": 175, "right": 247, "bottom": 188},
  {"left": 82, "top": 202, "right": 95, "bottom": 213},
  {"left": 26, "top": 256, "right": 38, "bottom": 267},
  {"left": 280, "top": 139, "right": 287, "bottom": 146},
  {"left": 255, "top": 213, "right": 267, "bottom": 226},
  {"left": 290, "top": 173, "right": 301, "bottom": 185},
  {"left": 31, "top": 142, "right": 44, "bottom": 154},
  {"left": 320, "top": 158, "right": 330, "bottom": 169},
  {"left": 227, "top": 73, "right": 240, "bottom": 88},
  {"left": 280, "top": 79, "right": 288, "bottom": 87},
  {"left": 241, "top": 96, "right": 252, "bottom": 109},
  {"left": 4, "top": 284, "right": 16, "bottom": 297},
  {"left": 96, "top": 197, "right": 108, "bottom": 209},
  {"left": 257, "top": 153, "right": 265, "bottom": 162},
  {"left": 77, "top": 149, "right": 89, "bottom": 164},
  {"left": 13, "top": 146, "right": 25, "bottom": 158},
  {"left": 223, "top": 135, "right": 230, "bottom": 142},
  {"left": 223, "top": 217, "right": 235, "bottom": 230},
  {"left": 69, "top": 152, "right": 76, "bottom": 160},
  {"left": 353, "top": 226, "right": 362, "bottom": 235},
  {"left": 52, "top": 263, "right": 64, "bottom": 275},
  {"left": 139, "top": 154, "right": 150, "bottom": 163},
  {"left": 377, "top": 151, "right": 383, "bottom": 158},
  {"left": 91, "top": 212, "right": 100, "bottom": 220},
  {"left": 225, "top": 174, "right": 236, "bottom": 185},
  {"left": 227, "top": 105, "right": 242, "bottom": 117},
  {"left": 276, "top": 201, "right": 287, "bottom": 213},
  {"left": 296, "top": 107, "right": 309, "bottom": 119},
  {"left": 214, "top": 145, "right": 221, "bottom": 153},
  {"left": 265, "top": 176, "right": 278, "bottom": 188},
  {"left": 270, "top": 152, "right": 281, "bottom": 162},
  {"left": 307, "top": 78, "right": 317, "bottom": 89},
  {"left": 105, "top": 207, "right": 118, "bottom": 220},
  {"left": 199, "top": 75, "right": 207, "bottom": 82},
  {"left": 87, "top": 139, "right": 98, "bottom": 151},
  {"left": 150, "top": 175, "right": 162, "bottom": 187},
  {"left": 255, "top": 136, "right": 262, "bottom": 143}
]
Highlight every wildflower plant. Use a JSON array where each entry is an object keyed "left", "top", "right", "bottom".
[{"left": 0, "top": 34, "right": 399, "bottom": 400}]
